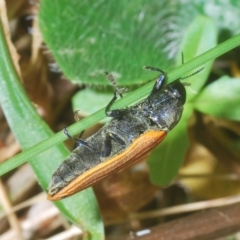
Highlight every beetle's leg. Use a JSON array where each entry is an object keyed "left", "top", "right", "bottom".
[
  {"left": 105, "top": 91, "right": 129, "bottom": 118},
  {"left": 63, "top": 128, "right": 94, "bottom": 152},
  {"left": 71, "top": 130, "right": 85, "bottom": 150},
  {"left": 104, "top": 71, "right": 127, "bottom": 98},
  {"left": 149, "top": 74, "right": 166, "bottom": 96},
  {"left": 143, "top": 66, "right": 166, "bottom": 96},
  {"left": 143, "top": 66, "right": 165, "bottom": 74},
  {"left": 102, "top": 133, "right": 112, "bottom": 157},
  {"left": 71, "top": 110, "right": 87, "bottom": 149},
  {"left": 74, "top": 110, "right": 82, "bottom": 122},
  {"left": 104, "top": 71, "right": 129, "bottom": 118},
  {"left": 102, "top": 131, "right": 126, "bottom": 157}
]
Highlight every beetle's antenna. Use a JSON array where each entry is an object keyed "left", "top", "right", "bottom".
[
  {"left": 180, "top": 67, "right": 204, "bottom": 80},
  {"left": 180, "top": 52, "right": 204, "bottom": 80},
  {"left": 143, "top": 66, "right": 165, "bottom": 75},
  {"left": 63, "top": 127, "right": 95, "bottom": 152},
  {"left": 104, "top": 71, "right": 127, "bottom": 98}
]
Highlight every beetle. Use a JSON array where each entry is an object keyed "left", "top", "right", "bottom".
[{"left": 47, "top": 66, "right": 193, "bottom": 201}]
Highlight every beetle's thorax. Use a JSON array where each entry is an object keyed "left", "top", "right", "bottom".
[{"left": 131, "top": 80, "right": 186, "bottom": 131}]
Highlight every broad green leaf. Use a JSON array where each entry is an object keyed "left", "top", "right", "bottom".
[
  {"left": 194, "top": 76, "right": 240, "bottom": 120},
  {"left": 38, "top": 0, "right": 169, "bottom": 86},
  {"left": 38, "top": 0, "right": 240, "bottom": 115},
  {"left": 0, "top": 21, "right": 103, "bottom": 239},
  {"left": 148, "top": 16, "right": 217, "bottom": 185},
  {"left": 38, "top": 0, "right": 207, "bottom": 87}
]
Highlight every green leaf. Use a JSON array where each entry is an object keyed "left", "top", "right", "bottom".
[
  {"left": 38, "top": 0, "right": 167, "bottom": 86},
  {"left": 194, "top": 76, "right": 240, "bottom": 120},
  {"left": 38, "top": 0, "right": 208, "bottom": 87},
  {"left": 38, "top": 0, "right": 240, "bottom": 87},
  {"left": 148, "top": 16, "right": 217, "bottom": 185},
  {"left": 0, "top": 21, "right": 103, "bottom": 239}
]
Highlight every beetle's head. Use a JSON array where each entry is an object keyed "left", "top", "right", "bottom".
[{"left": 165, "top": 80, "right": 187, "bottom": 105}]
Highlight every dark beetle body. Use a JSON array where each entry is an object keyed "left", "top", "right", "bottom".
[{"left": 48, "top": 71, "right": 186, "bottom": 200}]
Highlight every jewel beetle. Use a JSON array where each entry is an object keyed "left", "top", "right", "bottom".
[{"left": 47, "top": 66, "right": 194, "bottom": 201}]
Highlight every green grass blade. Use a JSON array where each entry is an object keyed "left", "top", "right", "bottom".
[{"left": 0, "top": 20, "right": 104, "bottom": 239}]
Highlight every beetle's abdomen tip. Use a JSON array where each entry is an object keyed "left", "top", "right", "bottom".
[
  {"left": 47, "top": 194, "right": 54, "bottom": 201},
  {"left": 47, "top": 194, "right": 60, "bottom": 201}
]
